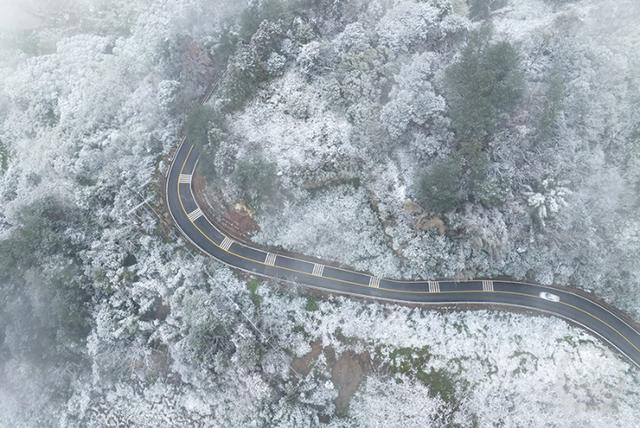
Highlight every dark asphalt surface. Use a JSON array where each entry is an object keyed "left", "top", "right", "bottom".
[{"left": 166, "top": 132, "right": 640, "bottom": 369}]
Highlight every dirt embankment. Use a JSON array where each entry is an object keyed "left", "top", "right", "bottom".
[
  {"left": 292, "top": 340, "right": 372, "bottom": 417},
  {"left": 192, "top": 175, "right": 259, "bottom": 239}
]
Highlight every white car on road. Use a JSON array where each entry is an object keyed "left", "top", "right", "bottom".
[{"left": 539, "top": 291, "right": 560, "bottom": 302}]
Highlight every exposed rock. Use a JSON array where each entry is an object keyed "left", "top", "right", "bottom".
[
  {"left": 403, "top": 199, "right": 423, "bottom": 216},
  {"left": 416, "top": 214, "right": 447, "bottom": 235}
]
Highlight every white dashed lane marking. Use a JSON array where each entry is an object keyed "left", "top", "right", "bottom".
[
  {"left": 220, "top": 236, "right": 234, "bottom": 251},
  {"left": 264, "top": 253, "right": 277, "bottom": 266},
  {"left": 312, "top": 263, "right": 324, "bottom": 277},
  {"left": 482, "top": 280, "right": 494, "bottom": 292},
  {"left": 369, "top": 276, "right": 380, "bottom": 288},
  {"left": 187, "top": 207, "right": 203, "bottom": 221},
  {"left": 428, "top": 281, "right": 440, "bottom": 293}
]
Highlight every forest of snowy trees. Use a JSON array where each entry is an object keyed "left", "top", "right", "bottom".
[{"left": 1, "top": 0, "right": 640, "bottom": 426}]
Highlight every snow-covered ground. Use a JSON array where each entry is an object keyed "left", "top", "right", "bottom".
[
  {"left": 258, "top": 289, "right": 640, "bottom": 426},
  {"left": 220, "top": 0, "right": 640, "bottom": 315},
  {"left": 254, "top": 184, "right": 402, "bottom": 276},
  {"left": 1, "top": 0, "right": 639, "bottom": 426}
]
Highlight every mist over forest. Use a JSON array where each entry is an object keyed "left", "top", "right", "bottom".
[{"left": 1, "top": 0, "right": 639, "bottom": 426}]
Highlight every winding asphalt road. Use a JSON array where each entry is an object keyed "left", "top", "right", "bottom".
[{"left": 165, "top": 90, "right": 640, "bottom": 370}]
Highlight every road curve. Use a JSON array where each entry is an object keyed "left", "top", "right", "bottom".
[{"left": 165, "top": 92, "right": 640, "bottom": 370}]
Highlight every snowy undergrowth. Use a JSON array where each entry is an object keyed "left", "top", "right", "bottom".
[
  {"left": 254, "top": 185, "right": 401, "bottom": 276},
  {"left": 1, "top": 0, "right": 640, "bottom": 426},
  {"left": 348, "top": 376, "right": 447, "bottom": 427},
  {"left": 220, "top": 0, "right": 640, "bottom": 317},
  {"left": 257, "top": 287, "right": 640, "bottom": 426}
]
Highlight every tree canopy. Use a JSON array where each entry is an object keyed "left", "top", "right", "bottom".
[{"left": 445, "top": 26, "right": 524, "bottom": 143}]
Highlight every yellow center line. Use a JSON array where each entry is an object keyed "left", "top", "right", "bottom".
[
  {"left": 171, "top": 142, "right": 640, "bottom": 357},
  {"left": 191, "top": 84, "right": 637, "bottom": 341},
  {"left": 193, "top": 154, "right": 640, "bottom": 338}
]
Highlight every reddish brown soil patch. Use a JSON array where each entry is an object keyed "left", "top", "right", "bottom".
[
  {"left": 330, "top": 350, "right": 371, "bottom": 416},
  {"left": 291, "top": 340, "right": 324, "bottom": 376},
  {"left": 292, "top": 344, "right": 372, "bottom": 417},
  {"left": 192, "top": 175, "right": 259, "bottom": 239}
]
